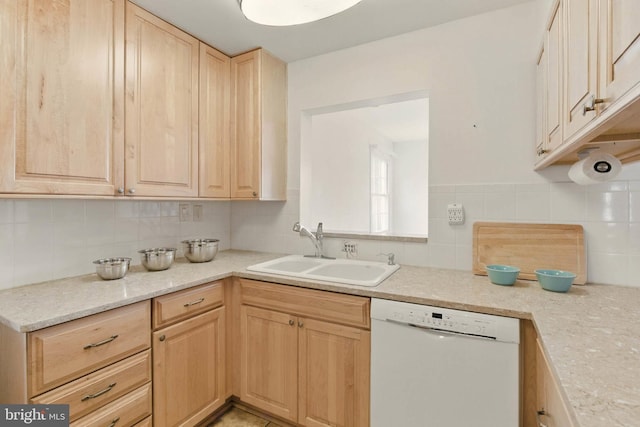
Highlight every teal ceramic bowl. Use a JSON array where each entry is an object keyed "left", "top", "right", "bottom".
[
  {"left": 486, "top": 265, "right": 520, "bottom": 286},
  {"left": 535, "top": 269, "right": 576, "bottom": 293}
]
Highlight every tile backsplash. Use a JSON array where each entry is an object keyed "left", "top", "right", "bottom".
[
  {"left": 231, "top": 183, "right": 640, "bottom": 288},
  {"left": 3, "top": 180, "right": 640, "bottom": 290},
  {"left": 0, "top": 199, "right": 230, "bottom": 290}
]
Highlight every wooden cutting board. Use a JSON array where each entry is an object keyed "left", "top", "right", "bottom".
[{"left": 473, "top": 222, "right": 587, "bottom": 285}]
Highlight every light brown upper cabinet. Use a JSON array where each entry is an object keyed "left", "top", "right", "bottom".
[
  {"left": 0, "top": 0, "right": 125, "bottom": 196},
  {"left": 546, "top": 0, "right": 563, "bottom": 155},
  {"left": 230, "top": 49, "right": 287, "bottom": 200},
  {"left": 200, "top": 44, "right": 231, "bottom": 198},
  {"left": 535, "top": 0, "right": 640, "bottom": 169},
  {"left": 2, "top": 1, "right": 285, "bottom": 199},
  {"left": 535, "top": 44, "right": 547, "bottom": 160},
  {"left": 598, "top": 0, "right": 640, "bottom": 110},
  {"left": 125, "top": 2, "right": 199, "bottom": 197},
  {"left": 563, "top": 0, "right": 598, "bottom": 140}
]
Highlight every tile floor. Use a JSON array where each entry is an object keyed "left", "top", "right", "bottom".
[{"left": 210, "top": 407, "right": 283, "bottom": 427}]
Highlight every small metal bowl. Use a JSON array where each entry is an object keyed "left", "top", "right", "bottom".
[
  {"left": 138, "top": 248, "right": 176, "bottom": 271},
  {"left": 93, "top": 257, "right": 131, "bottom": 280},
  {"left": 182, "top": 239, "right": 219, "bottom": 263}
]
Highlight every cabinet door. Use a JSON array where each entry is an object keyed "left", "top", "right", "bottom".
[
  {"left": 536, "top": 44, "right": 547, "bottom": 160},
  {"left": 0, "top": 0, "right": 124, "bottom": 195},
  {"left": 240, "top": 305, "right": 298, "bottom": 422},
  {"left": 563, "top": 0, "right": 599, "bottom": 138},
  {"left": 153, "top": 308, "right": 226, "bottom": 427},
  {"left": 546, "top": 0, "right": 563, "bottom": 153},
  {"left": 125, "top": 3, "right": 199, "bottom": 197},
  {"left": 599, "top": 0, "right": 640, "bottom": 107},
  {"left": 230, "top": 50, "right": 261, "bottom": 199},
  {"left": 199, "top": 43, "right": 231, "bottom": 198},
  {"left": 298, "top": 318, "right": 370, "bottom": 427},
  {"left": 536, "top": 340, "right": 576, "bottom": 427}
]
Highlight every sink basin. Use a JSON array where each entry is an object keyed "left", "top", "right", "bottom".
[{"left": 246, "top": 255, "right": 400, "bottom": 287}]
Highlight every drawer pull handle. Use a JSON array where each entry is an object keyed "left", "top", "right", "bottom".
[
  {"left": 83, "top": 335, "right": 119, "bottom": 350},
  {"left": 108, "top": 416, "right": 120, "bottom": 427},
  {"left": 537, "top": 410, "right": 548, "bottom": 427},
  {"left": 183, "top": 298, "right": 205, "bottom": 307},
  {"left": 81, "top": 383, "right": 117, "bottom": 401}
]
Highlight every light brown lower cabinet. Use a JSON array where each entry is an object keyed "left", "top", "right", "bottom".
[
  {"left": 152, "top": 281, "right": 227, "bottom": 427},
  {"left": 70, "top": 382, "right": 152, "bottom": 427},
  {"left": 239, "top": 279, "right": 370, "bottom": 427},
  {"left": 134, "top": 415, "right": 153, "bottom": 427},
  {"left": 3, "top": 301, "right": 153, "bottom": 424},
  {"left": 535, "top": 339, "right": 576, "bottom": 427}
]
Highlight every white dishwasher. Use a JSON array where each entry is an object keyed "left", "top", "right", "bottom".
[{"left": 370, "top": 298, "right": 520, "bottom": 427}]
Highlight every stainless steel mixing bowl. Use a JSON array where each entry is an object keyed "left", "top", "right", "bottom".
[
  {"left": 93, "top": 257, "right": 131, "bottom": 280},
  {"left": 181, "top": 238, "right": 219, "bottom": 263},
  {"left": 138, "top": 248, "right": 176, "bottom": 271}
]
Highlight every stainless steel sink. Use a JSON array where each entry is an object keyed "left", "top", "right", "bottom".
[{"left": 246, "top": 255, "right": 400, "bottom": 287}]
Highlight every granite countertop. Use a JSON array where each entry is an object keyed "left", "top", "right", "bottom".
[{"left": 0, "top": 249, "right": 638, "bottom": 427}]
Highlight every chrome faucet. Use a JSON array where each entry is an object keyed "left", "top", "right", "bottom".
[
  {"left": 293, "top": 222, "right": 333, "bottom": 258},
  {"left": 379, "top": 252, "right": 396, "bottom": 265}
]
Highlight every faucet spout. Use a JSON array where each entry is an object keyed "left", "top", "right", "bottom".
[{"left": 293, "top": 221, "right": 328, "bottom": 258}]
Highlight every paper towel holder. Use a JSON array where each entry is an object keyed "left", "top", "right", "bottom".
[
  {"left": 569, "top": 147, "right": 622, "bottom": 185},
  {"left": 576, "top": 147, "right": 617, "bottom": 173}
]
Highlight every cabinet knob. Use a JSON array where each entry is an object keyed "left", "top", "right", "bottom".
[
  {"left": 117, "top": 187, "right": 124, "bottom": 194},
  {"left": 288, "top": 319, "right": 294, "bottom": 326},
  {"left": 128, "top": 188, "right": 136, "bottom": 194},
  {"left": 582, "top": 95, "right": 605, "bottom": 116},
  {"left": 252, "top": 191, "right": 257, "bottom": 197},
  {"left": 298, "top": 321, "right": 304, "bottom": 328},
  {"left": 536, "top": 148, "right": 549, "bottom": 156},
  {"left": 159, "top": 335, "right": 166, "bottom": 342},
  {"left": 536, "top": 410, "right": 548, "bottom": 427}
]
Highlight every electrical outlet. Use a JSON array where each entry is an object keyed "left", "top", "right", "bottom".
[
  {"left": 179, "top": 203, "right": 192, "bottom": 222},
  {"left": 447, "top": 203, "right": 464, "bottom": 225},
  {"left": 342, "top": 241, "right": 358, "bottom": 258}
]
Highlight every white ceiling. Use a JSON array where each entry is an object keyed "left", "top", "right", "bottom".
[{"left": 130, "top": 0, "right": 533, "bottom": 63}]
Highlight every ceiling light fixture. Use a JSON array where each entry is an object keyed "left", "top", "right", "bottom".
[{"left": 239, "top": 0, "right": 363, "bottom": 26}]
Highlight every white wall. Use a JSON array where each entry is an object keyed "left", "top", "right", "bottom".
[{"left": 229, "top": 1, "right": 640, "bottom": 288}]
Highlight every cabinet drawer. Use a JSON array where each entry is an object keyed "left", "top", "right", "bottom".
[
  {"left": 134, "top": 416, "right": 152, "bottom": 427},
  {"left": 31, "top": 350, "right": 151, "bottom": 422},
  {"left": 153, "top": 281, "right": 224, "bottom": 329},
  {"left": 240, "top": 279, "right": 370, "bottom": 329},
  {"left": 28, "top": 301, "right": 151, "bottom": 396},
  {"left": 70, "top": 382, "right": 152, "bottom": 427}
]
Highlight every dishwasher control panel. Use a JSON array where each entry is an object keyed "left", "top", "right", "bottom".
[{"left": 371, "top": 298, "right": 520, "bottom": 343}]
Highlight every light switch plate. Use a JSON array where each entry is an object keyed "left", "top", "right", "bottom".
[
  {"left": 447, "top": 203, "right": 464, "bottom": 225},
  {"left": 193, "top": 204, "right": 203, "bottom": 222}
]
